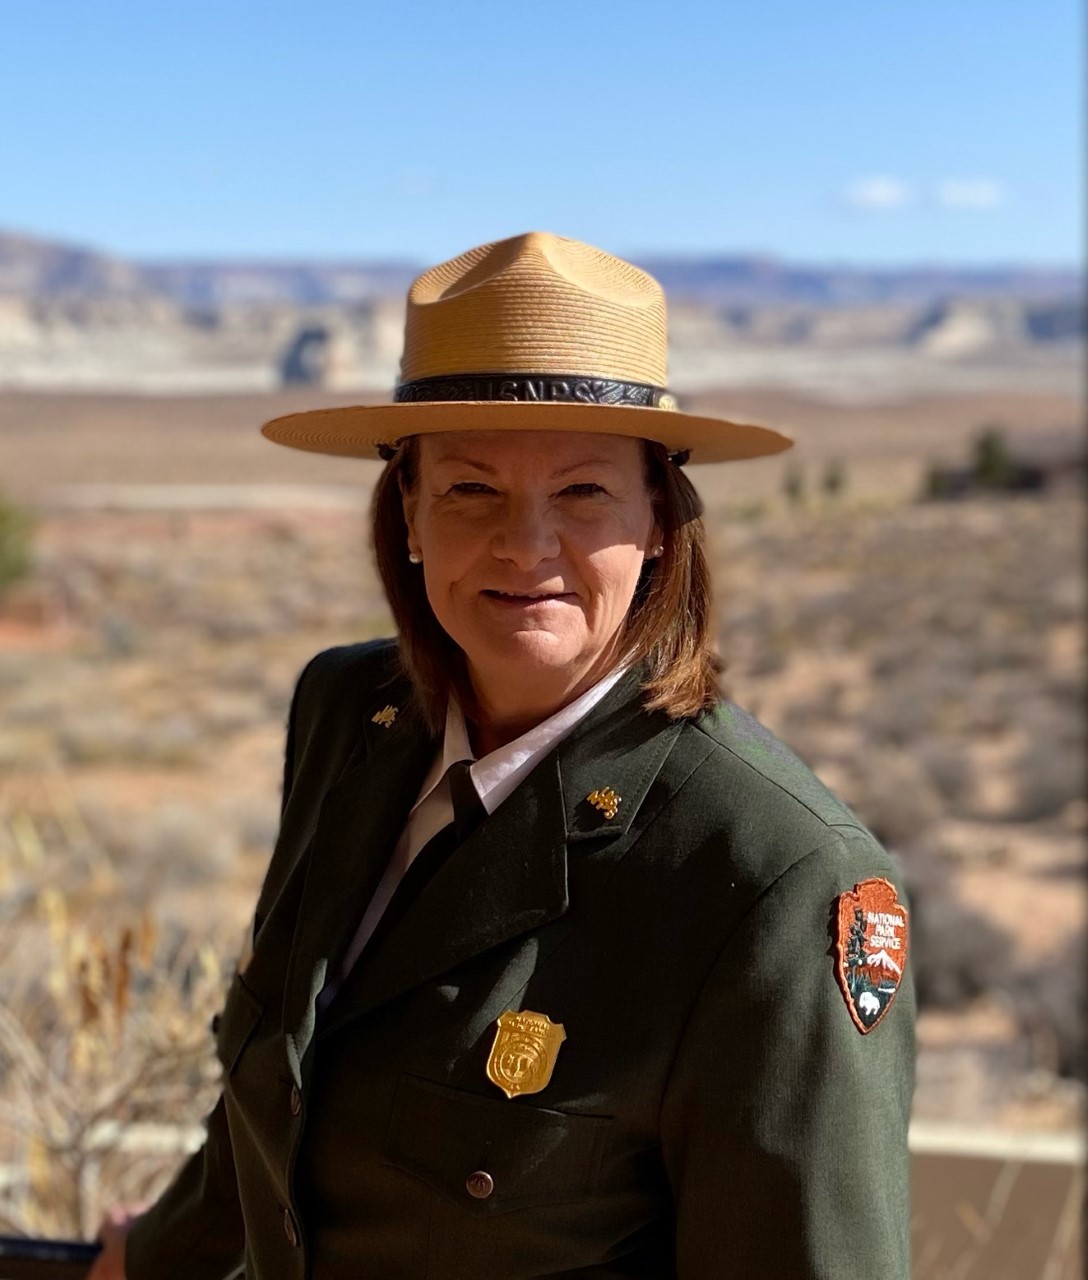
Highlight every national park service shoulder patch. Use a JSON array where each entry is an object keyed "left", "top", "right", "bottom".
[{"left": 833, "top": 877, "right": 909, "bottom": 1034}]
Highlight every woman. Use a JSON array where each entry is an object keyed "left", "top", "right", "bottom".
[{"left": 93, "top": 232, "right": 914, "bottom": 1279}]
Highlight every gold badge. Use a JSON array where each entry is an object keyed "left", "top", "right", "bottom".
[
  {"left": 657, "top": 393, "right": 679, "bottom": 412},
  {"left": 486, "top": 1009, "right": 566, "bottom": 1099},
  {"left": 587, "top": 787, "right": 621, "bottom": 820},
  {"left": 371, "top": 704, "right": 398, "bottom": 729}
]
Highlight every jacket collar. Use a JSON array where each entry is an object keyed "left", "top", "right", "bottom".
[
  {"left": 433, "top": 661, "right": 631, "bottom": 816},
  {"left": 282, "top": 659, "right": 684, "bottom": 1073}
]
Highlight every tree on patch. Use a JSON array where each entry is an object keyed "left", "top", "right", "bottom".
[{"left": 845, "top": 908, "right": 867, "bottom": 994}]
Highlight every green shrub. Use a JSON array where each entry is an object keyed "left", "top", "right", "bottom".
[
  {"left": 0, "top": 491, "right": 33, "bottom": 592},
  {"left": 821, "top": 457, "right": 846, "bottom": 499},
  {"left": 783, "top": 460, "right": 805, "bottom": 507},
  {"left": 973, "top": 423, "right": 1016, "bottom": 489}
]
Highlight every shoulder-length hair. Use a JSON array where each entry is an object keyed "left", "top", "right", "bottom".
[{"left": 371, "top": 434, "right": 721, "bottom": 731}]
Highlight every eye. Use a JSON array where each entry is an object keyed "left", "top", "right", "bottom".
[
  {"left": 447, "top": 481, "right": 496, "bottom": 495},
  {"left": 560, "top": 482, "right": 606, "bottom": 497}
]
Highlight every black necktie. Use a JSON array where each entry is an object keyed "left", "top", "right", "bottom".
[
  {"left": 446, "top": 758, "right": 487, "bottom": 841},
  {"left": 359, "top": 759, "right": 486, "bottom": 957}
]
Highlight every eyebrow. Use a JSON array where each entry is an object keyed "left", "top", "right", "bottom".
[{"left": 433, "top": 454, "right": 620, "bottom": 478}]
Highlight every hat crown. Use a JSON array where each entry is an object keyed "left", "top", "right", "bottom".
[
  {"left": 399, "top": 231, "right": 668, "bottom": 387},
  {"left": 260, "top": 230, "right": 794, "bottom": 465}
]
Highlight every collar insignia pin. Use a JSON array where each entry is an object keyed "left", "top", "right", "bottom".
[
  {"left": 587, "top": 787, "right": 621, "bottom": 820},
  {"left": 486, "top": 1009, "right": 567, "bottom": 1099},
  {"left": 371, "top": 704, "right": 399, "bottom": 729}
]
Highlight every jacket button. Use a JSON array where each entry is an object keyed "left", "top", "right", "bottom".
[
  {"left": 465, "top": 1170, "right": 494, "bottom": 1199},
  {"left": 282, "top": 1206, "right": 299, "bottom": 1247},
  {"left": 289, "top": 1085, "right": 302, "bottom": 1116}
]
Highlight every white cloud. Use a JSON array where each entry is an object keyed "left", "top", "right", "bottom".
[
  {"left": 844, "top": 176, "right": 913, "bottom": 210},
  {"left": 934, "top": 178, "right": 1005, "bottom": 209}
]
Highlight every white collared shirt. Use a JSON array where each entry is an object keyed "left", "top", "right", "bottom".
[{"left": 321, "top": 664, "right": 629, "bottom": 1004}]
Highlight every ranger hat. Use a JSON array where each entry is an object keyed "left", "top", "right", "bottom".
[{"left": 261, "top": 231, "right": 793, "bottom": 465}]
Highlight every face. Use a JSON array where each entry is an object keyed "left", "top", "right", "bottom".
[{"left": 401, "top": 429, "right": 662, "bottom": 707}]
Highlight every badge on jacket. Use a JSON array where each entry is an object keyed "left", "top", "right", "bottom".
[
  {"left": 833, "top": 877, "right": 909, "bottom": 1033},
  {"left": 486, "top": 1009, "right": 566, "bottom": 1098}
]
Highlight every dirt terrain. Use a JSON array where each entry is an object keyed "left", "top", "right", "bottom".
[
  {"left": 0, "top": 385, "right": 1079, "bottom": 503},
  {"left": 0, "top": 385, "right": 1083, "bottom": 1246}
]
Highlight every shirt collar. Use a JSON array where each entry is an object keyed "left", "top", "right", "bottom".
[{"left": 412, "top": 663, "right": 631, "bottom": 817}]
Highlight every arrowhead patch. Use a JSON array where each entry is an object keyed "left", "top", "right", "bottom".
[{"left": 834, "top": 877, "right": 909, "bottom": 1034}]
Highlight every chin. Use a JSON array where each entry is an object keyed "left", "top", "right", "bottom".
[{"left": 471, "top": 627, "right": 583, "bottom": 673}]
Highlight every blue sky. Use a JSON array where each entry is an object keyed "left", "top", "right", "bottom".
[{"left": 1, "top": 0, "right": 1080, "bottom": 265}]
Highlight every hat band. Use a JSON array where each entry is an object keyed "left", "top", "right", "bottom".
[{"left": 394, "top": 372, "right": 678, "bottom": 410}]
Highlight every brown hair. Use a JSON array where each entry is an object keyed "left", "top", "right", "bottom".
[{"left": 371, "top": 435, "right": 721, "bottom": 731}]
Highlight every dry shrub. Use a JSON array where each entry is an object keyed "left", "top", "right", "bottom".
[
  {"left": 0, "top": 896, "right": 230, "bottom": 1237},
  {"left": 1010, "top": 937, "right": 1087, "bottom": 1083},
  {"left": 1010, "top": 703, "right": 1086, "bottom": 821},
  {"left": 223, "top": 793, "right": 281, "bottom": 855},
  {"left": 57, "top": 713, "right": 202, "bottom": 768},
  {"left": 860, "top": 663, "right": 968, "bottom": 748},
  {"left": 840, "top": 749, "right": 945, "bottom": 849},
  {"left": 913, "top": 735, "right": 975, "bottom": 809},
  {"left": 134, "top": 804, "right": 240, "bottom": 885},
  {"left": 900, "top": 847, "right": 1015, "bottom": 1010},
  {"left": 73, "top": 800, "right": 240, "bottom": 892},
  {"left": 193, "top": 690, "right": 269, "bottom": 736}
]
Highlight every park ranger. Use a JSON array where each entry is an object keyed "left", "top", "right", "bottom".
[{"left": 92, "top": 232, "right": 914, "bottom": 1279}]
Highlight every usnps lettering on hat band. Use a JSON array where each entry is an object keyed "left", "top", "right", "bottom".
[{"left": 394, "top": 372, "right": 680, "bottom": 412}]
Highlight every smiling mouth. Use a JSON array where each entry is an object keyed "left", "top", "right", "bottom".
[{"left": 482, "top": 589, "right": 573, "bottom": 603}]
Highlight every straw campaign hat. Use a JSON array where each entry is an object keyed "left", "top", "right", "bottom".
[{"left": 261, "top": 231, "right": 793, "bottom": 465}]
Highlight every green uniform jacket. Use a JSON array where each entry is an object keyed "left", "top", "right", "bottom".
[{"left": 126, "top": 638, "right": 915, "bottom": 1280}]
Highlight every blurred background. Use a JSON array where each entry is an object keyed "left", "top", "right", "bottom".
[{"left": 0, "top": 1, "right": 1083, "bottom": 1274}]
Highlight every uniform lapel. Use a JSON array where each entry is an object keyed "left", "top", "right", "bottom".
[
  {"left": 317, "top": 663, "right": 685, "bottom": 1038},
  {"left": 281, "top": 697, "right": 437, "bottom": 1079}
]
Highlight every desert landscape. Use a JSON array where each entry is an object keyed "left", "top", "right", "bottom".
[
  {"left": 1, "top": 0, "right": 1081, "bottom": 1260},
  {"left": 0, "top": 235, "right": 1083, "bottom": 1273}
]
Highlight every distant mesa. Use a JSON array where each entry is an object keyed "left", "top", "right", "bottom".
[
  {"left": 281, "top": 326, "right": 332, "bottom": 386},
  {"left": 1, "top": 229, "right": 1080, "bottom": 309},
  {"left": 906, "top": 298, "right": 1086, "bottom": 356},
  {"left": 0, "top": 229, "right": 1081, "bottom": 396},
  {"left": 0, "top": 230, "right": 149, "bottom": 300}
]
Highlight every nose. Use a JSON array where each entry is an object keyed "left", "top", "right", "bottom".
[{"left": 490, "top": 494, "right": 560, "bottom": 569}]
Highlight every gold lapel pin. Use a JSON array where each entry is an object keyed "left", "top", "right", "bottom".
[
  {"left": 371, "top": 704, "right": 399, "bottom": 729},
  {"left": 587, "top": 787, "right": 621, "bottom": 820}
]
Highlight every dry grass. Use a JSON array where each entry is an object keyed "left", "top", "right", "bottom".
[
  {"left": 0, "top": 869, "right": 228, "bottom": 1235},
  {"left": 0, "top": 397, "right": 1083, "bottom": 1229}
]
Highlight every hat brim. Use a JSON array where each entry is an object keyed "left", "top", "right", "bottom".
[{"left": 260, "top": 400, "right": 793, "bottom": 464}]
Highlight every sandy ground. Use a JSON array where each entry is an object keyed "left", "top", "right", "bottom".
[
  {"left": 0, "top": 384, "right": 1084, "bottom": 1145},
  {"left": 0, "top": 385, "right": 1080, "bottom": 506}
]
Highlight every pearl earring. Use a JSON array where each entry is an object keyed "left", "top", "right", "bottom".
[
  {"left": 408, "top": 551, "right": 423, "bottom": 564},
  {"left": 650, "top": 544, "right": 664, "bottom": 558}
]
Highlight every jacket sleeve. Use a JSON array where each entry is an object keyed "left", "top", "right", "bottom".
[
  {"left": 124, "top": 657, "right": 316, "bottom": 1280},
  {"left": 659, "top": 828, "right": 916, "bottom": 1280}
]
